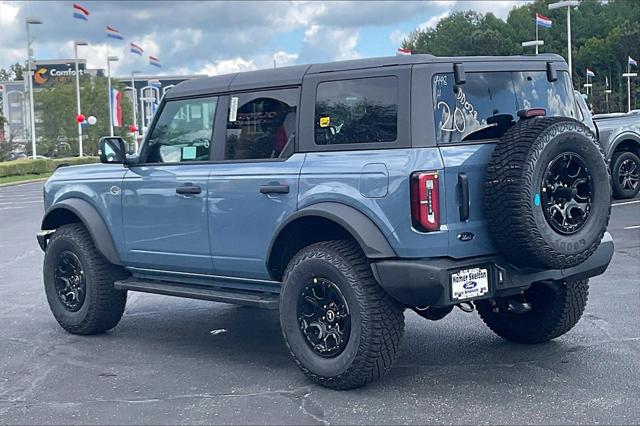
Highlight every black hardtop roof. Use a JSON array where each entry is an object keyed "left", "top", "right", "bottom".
[{"left": 164, "top": 53, "right": 565, "bottom": 99}]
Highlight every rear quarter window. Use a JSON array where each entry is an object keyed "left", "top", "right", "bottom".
[
  {"left": 433, "top": 70, "right": 576, "bottom": 144},
  {"left": 314, "top": 76, "right": 398, "bottom": 145}
]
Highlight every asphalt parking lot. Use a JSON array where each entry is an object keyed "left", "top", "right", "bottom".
[{"left": 0, "top": 181, "right": 638, "bottom": 425}]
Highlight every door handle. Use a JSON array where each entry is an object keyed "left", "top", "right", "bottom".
[
  {"left": 260, "top": 184, "right": 289, "bottom": 194},
  {"left": 458, "top": 173, "right": 469, "bottom": 221},
  {"left": 176, "top": 184, "right": 202, "bottom": 195}
]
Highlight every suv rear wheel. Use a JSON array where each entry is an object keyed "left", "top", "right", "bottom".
[
  {"left": 279, "top": 240, "right": 404, "bottom": 390},
  {"left": 43, "top": 223, "right": 128, "bottom": 335},
  {"left": 475, "top": 279, "right": 588, "bottom": 344}
]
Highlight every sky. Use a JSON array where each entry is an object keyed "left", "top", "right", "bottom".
[{"left": 0, "top": 1, "right": 530, "bottom": 78}]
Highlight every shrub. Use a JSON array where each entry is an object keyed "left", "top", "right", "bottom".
[{"left": 0, "top": 157, "right": 99, "bottom": 178}]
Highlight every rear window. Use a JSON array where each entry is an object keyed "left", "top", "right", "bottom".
[
  {"left": 315, "top": 76, "right": 398, "bottom": 145},
  {"left": 433, "top": 71, "right": 576, "bottom": 143}
]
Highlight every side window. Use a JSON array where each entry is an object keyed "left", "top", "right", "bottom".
[
  {"left": 225, "top": 88, "right": 298, "bottom": 160},
  {"left": 514, "top": 71, "right": 577, "bottom": 119},
  {"left": 433, "top": 72, "right": 517, "bottom": 144},
  {"left": 145, "top": 97, "right": 217, "bottom": 163},
  {"left": 315, "top": 76, "right": 398, "bottom": 145}
]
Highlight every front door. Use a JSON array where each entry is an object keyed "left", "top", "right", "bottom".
[
  {"left": 208, "top": 88, "right": 302, "bottom": 280},
  {"left": 122, "top": 95, "right": 219, "bottom": 273}
]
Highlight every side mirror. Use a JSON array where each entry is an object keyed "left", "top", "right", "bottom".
[{"left": 98, "top": 136, "right": 126, "bottom": 164}]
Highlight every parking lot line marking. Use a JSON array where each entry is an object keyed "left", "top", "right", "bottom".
[
  {"left": 0, "top": 200, "right": 41, "bottom": 206},
  {"left": 623, "top": 225, "right": 640, "bottom": 230},
  {"left": 612, "top": 200, "right": 640, "bottom": 206}
]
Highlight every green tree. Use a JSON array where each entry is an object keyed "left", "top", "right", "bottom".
[
  {"left": 34, "top": 75, "right": 134, "bottom": 156},
  {"left": 0, "top": 62, "right": 25, "bottom": 81}
]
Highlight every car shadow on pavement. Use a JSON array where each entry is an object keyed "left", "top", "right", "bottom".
[{"left": 79, "top": 299, "right": 582, "bottom": 391}]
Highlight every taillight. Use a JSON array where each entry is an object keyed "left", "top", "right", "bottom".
[{"left": 411, "top": 172, "right": 440, "bottom": 232}]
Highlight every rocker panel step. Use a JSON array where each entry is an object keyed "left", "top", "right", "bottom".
[{"left": 114, "top": 278, "right": 280, "bottom": 309}]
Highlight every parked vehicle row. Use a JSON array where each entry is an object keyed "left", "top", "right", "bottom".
[{"left": 575, "top": 94, "right": 640, "bottom": 199}]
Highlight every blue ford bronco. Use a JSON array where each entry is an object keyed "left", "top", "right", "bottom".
[{"left": 38, "top": 54, "right": 614, "bottom": 389}]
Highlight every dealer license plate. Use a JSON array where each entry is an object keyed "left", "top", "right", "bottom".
[{"left": 450, "top": 267, "right": 489, "bottom": 301}]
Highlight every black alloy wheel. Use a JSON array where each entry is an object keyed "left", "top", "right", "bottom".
[
  {"left": 297, "top": 277, "right": 351, "bottom": 358},
  {"left": 541, "top": 153, "right": 594, "bottom": 235},
  {"left": 54, "top": 250, "right": 86, "bottom": 312},
  {"left": 618, "top": 157, "right": 639, "bottom": 193}
]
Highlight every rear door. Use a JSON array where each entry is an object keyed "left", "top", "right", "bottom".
[
  {"left": 207, "top": 87, "right": 303, "bottom": 280},
  {"left": 429, "top": 62, "right": 578, "bottom": 258}
]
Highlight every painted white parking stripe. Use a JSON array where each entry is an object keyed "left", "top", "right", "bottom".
[
  {"left": 612, "top": 200, "right": 640, "bottom": 206},
  {"left": 623, "top": 225, "right": 640, "bottom": 230},
  {"left": 0, "top": 200, "right": 41, "bottom": 206}
]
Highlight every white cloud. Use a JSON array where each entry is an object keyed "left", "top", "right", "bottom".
[
  {"left": 199, "top": 57, "right": 256, "bottom": 76},
  {"left": 273, "top": 51, "right": 299, "bottom": 68},
  {"left": 389, "top": 29, "right": 408, "bottom": 46},
  {"left": 0, "top": 0, "right": 534, "bottom": 76},
  {"left": 302, "top": 25, "right": 360, "bottom": 62},
  {"left": 419, "top": 11, "right": 451, "bottom": 31}
]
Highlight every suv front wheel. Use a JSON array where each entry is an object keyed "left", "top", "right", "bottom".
[
  {"left": 279, "top": 240, "right": 404, "bottom": 390},
  {"left": 43, "top": 223, "right": 128, "bottom": 335}
]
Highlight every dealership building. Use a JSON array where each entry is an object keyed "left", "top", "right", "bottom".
[{"left": 1, "top": 59, "right": 201, "bottom": 145}]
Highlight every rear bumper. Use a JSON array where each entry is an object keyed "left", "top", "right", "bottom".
[{"left": 371, "top": 232, "right": 614, "bottom": 307}]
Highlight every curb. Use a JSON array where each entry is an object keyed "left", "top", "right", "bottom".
[{"left": 0, "top": 177, "right": 48, "bottom": 188}]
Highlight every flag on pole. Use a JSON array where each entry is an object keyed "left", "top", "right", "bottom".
[
  {"left": 111, "top": 88, "right": 122, "bottom": 127},
  {"left": 605, "top": 75, "right": 609, "bottom": 88},
  {"left": 130, "top": 42, "right": 144, "bottom": 56},
  {"left": 73, "top": 3, "right": 89, "bottom": 21},
  {"left": 149, "top": 55, "right": 162, "bottom": 68},
  {"left": 396, "top": 48, "right": 412, "bottom": 56},
  {"left": 586, "top": 68, "right": 595, "bottom": 78},
  {"left": 536, "top": 13, "right": 552, "bottom": 28},
  {"left": 629, "top": 56, "right": 638, "bottom": 67},
  {"left": 106, "top": 26, "right": 124, "bottom": 40}
]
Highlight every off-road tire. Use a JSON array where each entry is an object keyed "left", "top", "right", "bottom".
[
  {"left": 611, "top": 151, "right": 640, "bottom": 199},
  {"left": 279, "top": 240, "right": 404, "bottom": 390},
  {"left": 475, "top": 279, "right": 589, "bottom": 344},
  {"left": 43, "top": 223, "right": 128, "bottom": 335},
  {"left": 485, "top": 117, "right": 611, "bottom": 269}
]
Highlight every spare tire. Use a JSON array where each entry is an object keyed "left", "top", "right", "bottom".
[{"left": 485, "top": 117, "right": 610, "bottom": 270}]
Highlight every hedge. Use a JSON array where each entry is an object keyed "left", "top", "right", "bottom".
[{"left": 0, "top": 157, "right": 99, "bottom": 178}]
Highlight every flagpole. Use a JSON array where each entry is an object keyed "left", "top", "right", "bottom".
[
  {"left": 74, "top": 40, "right": 88, "bottom": 157},
  {"left": 628, "top": 61, "right": 631, "bottom": 113},
  {"left": 107, "top": 56, "right": 118, "bottom": 136},
  {"left": 535, "top": 20, "right": 539, "bottom": 55},
  {"left": 107, "top": 58, "right": 113, "bottom": 136}
]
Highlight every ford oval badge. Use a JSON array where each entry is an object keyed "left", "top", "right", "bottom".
[
  {"left": 457, "top": 232, "right": 474, "bottom": 242},
  {"left": 463, "top": 281, "right": 477, "bottom": 290}
]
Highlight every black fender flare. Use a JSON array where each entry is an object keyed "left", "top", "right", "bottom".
[
  {"left": 267, "top": 202, "right": 396, "bottom": 263},
  {"left": 41, "top": 198, "right": 122, "bottom": 265}
]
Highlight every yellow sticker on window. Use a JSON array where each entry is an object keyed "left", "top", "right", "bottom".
[{"left": 319, "top": 116, "right": 330, "bottom": 127}]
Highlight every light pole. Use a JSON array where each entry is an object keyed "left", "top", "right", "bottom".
[
  {"left": 522, "top": 40, "right": 544, "bottom": 55},
  {"left": 25, "top": 17, "right": 42, "bottom": 159},
  {"left": 622, "top": 69, "right": 637, "bottom": 113},
  {"left": 130, "top": 70, "right": 141, "bottom": 151},
  {"left": 74, "top": 40, "right": 88, "bottom": 157},
  {"left": 106, "top": 55, "right": 118, "bottom": 136},
  {"left": 549, "top": 1, "right": 579, "bottom": 80}
]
